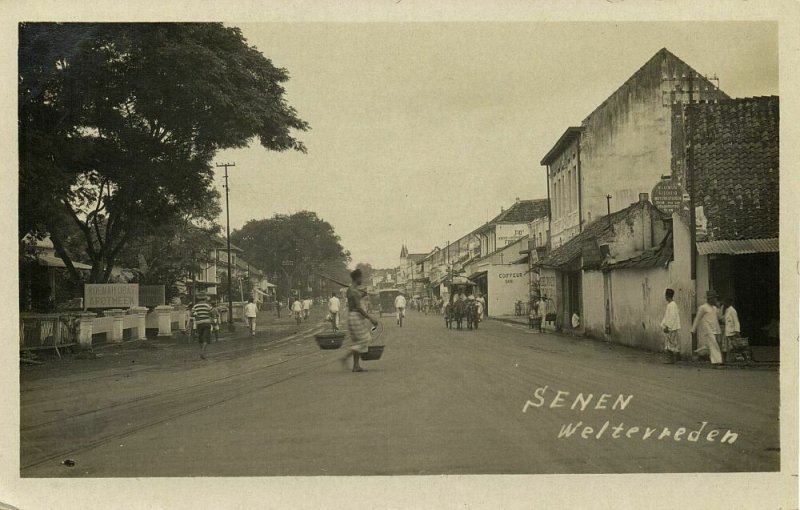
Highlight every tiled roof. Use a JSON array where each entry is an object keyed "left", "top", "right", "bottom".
[
  {"left": 490, "top": 199, "right": 550, "bottom": 224},
  {"left": 407, "top": 253, "right": 427, "bottom": 262},
  {"left": 536, "top": 201, "right": 667, "bottom": 269},
  {"left": 688, "top": 96, "right": 779, "bottom": 241},
  {"left": 607, "top": 230, "right": 673, "bottom": 270}
]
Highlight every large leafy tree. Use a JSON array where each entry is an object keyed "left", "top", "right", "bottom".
[
  {"left": 114, "top": 204, "right": 222, "bottom": 301},
  {"left": 231, "top": 211, "right": 351, "bottom": 297},
  {"left": 19, "top": 23, "right": 308, "bottom": 283}
]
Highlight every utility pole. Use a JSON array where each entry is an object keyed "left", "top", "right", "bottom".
[
  {"left": 217, "top": 162, "right": 236, "bottom": 331},
  {"left": 606, "top": 194, "right": 612, "bottom": 216}
]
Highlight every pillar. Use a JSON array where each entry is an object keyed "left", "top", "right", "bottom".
[
  {"left": 155, "top": 305, "right": 174, "bottom": 337},
  {"left": 131, "top": 306, "right": 148, "bottom": 340},
  {"left": 106, "top": 309, "right": 125, "bottom": 343},
  {"left": 76, "top": 312, "right": 97, "bottom": 349}
]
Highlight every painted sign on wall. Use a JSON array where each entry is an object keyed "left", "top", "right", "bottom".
[{"left": 84, "top": 284, "right": 139, "bottom": 309}]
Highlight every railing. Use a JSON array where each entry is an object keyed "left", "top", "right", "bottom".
[{"left": 19, "top": 313, "right": 77, "bottom": 354}]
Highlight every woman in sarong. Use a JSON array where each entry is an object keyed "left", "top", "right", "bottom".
[{"left": 342, "top": 269, "right": 379, "bottom": 372}]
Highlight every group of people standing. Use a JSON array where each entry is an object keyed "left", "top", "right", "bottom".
[{"left": 660, "top": 288, "right": 741, "bottom": 366}]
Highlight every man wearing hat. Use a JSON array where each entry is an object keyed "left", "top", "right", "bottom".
[
  {"left": 191, "top": 293, "right": 218, "bottom": 360},
  {"left": 691, "top": 290, "right": 723, "bottom": 365}
]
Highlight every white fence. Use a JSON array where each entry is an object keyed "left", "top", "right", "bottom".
[{"left": 19, "top": 305, "right": 192, "bottom": 352}]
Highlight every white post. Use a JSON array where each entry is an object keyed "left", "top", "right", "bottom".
[
  {"left": 155, "top": 305, "right": 174, "bottom": 337},
  {"left": 107, "top": 309, "right": 125, "bottom": 343},
  {"left": 131, "top": 306, "right": 148, "bottom": 340},
  {"left": 76, "top": 312, "right": 97, "bottom": 349}
]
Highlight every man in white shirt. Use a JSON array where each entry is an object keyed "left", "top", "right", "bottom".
[
  {"left": 302, "top": 297, "right": 311, "bottom": 320},
  {"left": 721, "top": 297, "right": 741, "bottom": 362},
  {"left": 291, "top": 298, "right": 303, "bottom": 325},
  {"left": 328, "top": 292, "right": 341, "bottom": 332},
  {"left": 394, "top": 293, "right": 407, "bottom": 326},
  {"left": 691, "top": 290, "right": 723, "bottom": 365},
  {"left": 243, "top": 298, "right": 258, "bottom": 337},
  {"left": 660, "top": 288, "right": 681, "bottom": 363},
  {"left": 571, "top": 310, "right": 581, "bottom": 329}
]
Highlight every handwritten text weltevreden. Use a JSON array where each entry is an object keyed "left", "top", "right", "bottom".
[{"left": 522, "top": 385, "right": 739, "bottom": 444}]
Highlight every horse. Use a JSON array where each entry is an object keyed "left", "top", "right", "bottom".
[
  {"left": 465, "top": 301, "right": 479, "bottom": 330},
  {"left": 452, "top": 300, "right": 468, "bottom": 330}
]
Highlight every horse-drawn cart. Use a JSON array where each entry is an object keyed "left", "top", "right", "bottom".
[{"left": 443, "top": 276, "right": 479, "bottom": 330}]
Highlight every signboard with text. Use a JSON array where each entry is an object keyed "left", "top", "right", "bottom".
[
  {"left": 651, "top": 180, "right": 684, "bottom": 214},
  {"left": 84, "top": 284, "right": 139, "bottom": 309}
]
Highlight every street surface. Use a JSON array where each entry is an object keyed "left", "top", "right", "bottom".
[{"left": 20, "top": 309, "right": 780, "bottom": 476}]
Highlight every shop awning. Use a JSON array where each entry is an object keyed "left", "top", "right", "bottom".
[
  {"left": 37, "top": 253, "right": 92, "bottom": 270},
  {"left": 510, "top": 254, "right": 529, "bottom": 265},
  {"left": 449, "top": 276, "right": 477, "bottom": 286},
  {"left": 696, "top": 238, "right": 778, "bottom": 256},
  {"left": 468, "top": 270, "right": 488, "bottom": 281}
]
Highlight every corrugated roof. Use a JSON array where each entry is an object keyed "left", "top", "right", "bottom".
[
  {"left": 696, "top": 238, "right": 778, "bottom": 255},
  {"left": 688, "top": 96, "right": 779, "bottom": 241}
]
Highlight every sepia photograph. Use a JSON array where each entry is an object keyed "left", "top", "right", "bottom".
[{"left": 5, "top": 3, "right": 799, "bottom": 509}]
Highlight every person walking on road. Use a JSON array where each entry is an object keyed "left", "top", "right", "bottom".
[
  {"left": 244, "top": 298, "right": 258, "bottom": 337},
  {"left": 328, "top": 292, "right": 341, "bottom": 332},
  {"left": 191, "top": 294, "right": 217, "bottom": 360},
  {"left": 342, "top": 269, "right": 379, "bottom": 373},
  {"left": 691, "top": 290, "right": 723, "bottom": 366},
  {"left": 660, "top": 288, "right": 681, "bottom": 363},
  {"left": 291, "top": 297, "right": 303, "bottom": 326},
  {"left": 275, "top": 299, "right": 282, "bottom": 318},
  {"left": 394, "top": 292, "right": 407, "bottom": 326},
  {"left": 302, "top": 297, "right": 311, "bottom": 320}
]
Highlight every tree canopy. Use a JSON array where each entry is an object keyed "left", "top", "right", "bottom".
[
  {"left": 19, "top": 23, "right": 309, "bottom": 283},
  {"left": 231, "top": 211, "right": 351, "bottom": 297}
]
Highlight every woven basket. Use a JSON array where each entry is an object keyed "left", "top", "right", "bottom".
[
  {"left": 315, "top": 332, "right": 345, "bottom": 350},
  {"left": 359, "top": 345, "right": 384, "bottom": 361}
]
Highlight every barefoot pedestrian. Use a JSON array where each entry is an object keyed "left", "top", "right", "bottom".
[
  {"left": 191, "top": 293, "right": 217, "bottom": 360},
  {"left": 342, "top": 269, "right": 378, "bottom": 372}
]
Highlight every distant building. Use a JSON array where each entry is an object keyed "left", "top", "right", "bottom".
[{"left": 540, "top": 48, "right": 728, "bottom": 249}]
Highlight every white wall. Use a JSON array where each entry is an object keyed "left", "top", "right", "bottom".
[
  {"left": 582, "top": 270, "right": 605, "bottom": 338},
  {"left": 486, "top": 263, "right": 529, "bottom": 317},
  {"left": 496, "top": 223, "right": 529, "bottom": 248},
  {"left": 667, "top": 213, "right": 696, "bottom": 355}
]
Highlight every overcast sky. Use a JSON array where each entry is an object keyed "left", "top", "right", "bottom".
[{"left": 214, "top": 22, "right": 777, "bottom": 268}]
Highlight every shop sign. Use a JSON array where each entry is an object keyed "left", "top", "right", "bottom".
[
  {"left": 85, "top": 283, "right": 139, "bottom": 308},
  {"left": 651, "top": 180, "right": 684, "bottom": 214}
]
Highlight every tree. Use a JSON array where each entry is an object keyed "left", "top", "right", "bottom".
[
  {"left": 19, "top": 23, "right": 309, "bottom": 283},
  {"left": 231, "top": 212, "right": 351, "bottom": 297},
  {"left": 114, "top": 205, "right": 222, "bottom": 301}
]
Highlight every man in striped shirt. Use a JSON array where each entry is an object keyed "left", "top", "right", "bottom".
[{"left": 191, "top": 294, "right": 217, "bottom": 360}]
